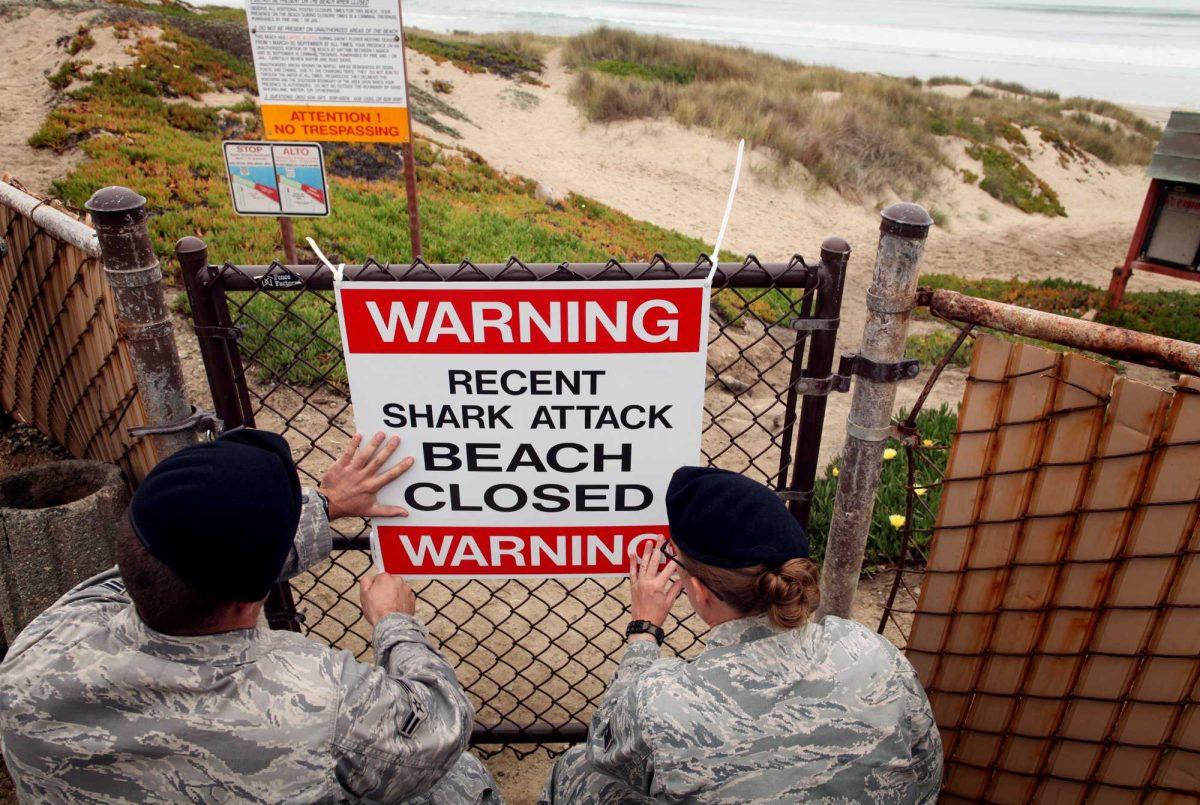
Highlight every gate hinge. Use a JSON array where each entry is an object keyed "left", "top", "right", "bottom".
[
  {"left": 794, "top": 374, "right": 851, "bottom": 396},
  {"left": 789, "top": 316, "right": 840, "bottom": 332},
  {"left": 193, "top": 325, "right": 243, "bottom": 341},
  {"left": 838, "top": 352, "right": 921, "bottom": 383},
  {"left": 128, "top": 407, "right": 224, "bottom": 441},
  {"left": 793, "top": 353, "right": 921, "bottom": 396}
]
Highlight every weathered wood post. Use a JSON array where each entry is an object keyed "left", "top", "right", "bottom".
[
  {"left": 818, "top": 203, "right": 932, "bottom": 619},
  {"left": 85, "top": 187, "right": 195, "bottom": 460}
]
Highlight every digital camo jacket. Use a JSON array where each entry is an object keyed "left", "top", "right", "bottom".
[
  {"left": 543, "top": 614, "right": 942, "bottom": 804},
  {"left": 0, "top": 492, "right": 498, "bottom": 804}
]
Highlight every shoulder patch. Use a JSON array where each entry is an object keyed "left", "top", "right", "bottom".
[{"left": 99, "top": 578, "right": 126, "bottom": 594}]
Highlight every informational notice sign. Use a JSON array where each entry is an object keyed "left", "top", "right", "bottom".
[
  {"left": 336, "top": 281, "right": 711, "bottom": 578},
  {"left": 1146, "top": 190, "right": 1200, "bottom": 269},
  {"left": 223, "top": 141, "right": 329, "bottom": 217},
  {"left": 245, "top": 0, "right": 410, "bottom": 143}
]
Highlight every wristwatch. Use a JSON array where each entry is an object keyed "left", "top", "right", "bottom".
[{"left": 626, "top": 619, "right": 665, "bottom": 646}]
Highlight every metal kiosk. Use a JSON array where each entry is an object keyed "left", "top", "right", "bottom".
[{"left": 1107, "top": 111, "right": 1200, "bottom": 307}]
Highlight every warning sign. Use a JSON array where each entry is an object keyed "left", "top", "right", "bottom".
[
  {"left": 245, "top": 0, "right": 410, "bottom": 143},
  {"left": 336, "top": 281, "right": 712, "bottom": 577},
  {"left": 223, "top": 141, "right": 329, "bottom": 217}
]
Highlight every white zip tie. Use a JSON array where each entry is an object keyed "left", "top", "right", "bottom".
[
  {"left": 706, "top": 138, "right": 745, "bottom": 286},
  {"left": 369, "top": 529, "right": 385, "bottom": 575},
  {"left": 307, "top": 237, "right": 345, "bottom": 284}
]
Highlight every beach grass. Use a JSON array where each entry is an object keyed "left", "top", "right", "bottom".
[
  {"left": 406, "top": 32, "right": 546, "bottom": 82},
  {"left": 562, "top": 27, "right": 1160, "bottom": 209},
  {"left": 965, "top": 143, "right": 1066, "bottom": 216}
]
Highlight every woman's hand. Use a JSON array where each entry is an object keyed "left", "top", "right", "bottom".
[
  {"left": 629, "top": 537, "right": 684, "bottom": 628},
  {"left": 319, "top": 433, "right": 414, "bottom": 520}
]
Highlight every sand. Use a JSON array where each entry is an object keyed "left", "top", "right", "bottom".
[
  {"left": 0, "top": 4, "right": 169, "bottom": 193},
  {"left": 405, "top": 48, "right": 1189, "bottom": 476},
  {"left": 0, "top": 5, "right": 91, "bottom": 193}
]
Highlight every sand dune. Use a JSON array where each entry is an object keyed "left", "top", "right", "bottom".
[{"left": 406, "top": 48, "right": 1190, "bottom": 465}]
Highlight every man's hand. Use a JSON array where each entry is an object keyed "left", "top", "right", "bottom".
[
  {"left": 319, "top": 433, "right": 413, "bottom": 520},
  {"left": 360, "top": 572, "right": 417, "bottom": 626},
  {"left": 629, "top": 537, "right": 683, "bottom": 629}
]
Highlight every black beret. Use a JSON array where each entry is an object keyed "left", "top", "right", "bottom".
[
  {"left": 666, "top": 466, "right": 808, "bottom": 568},
  {"left": 129, "top": 428, "right": 301, "bottom": 601}
]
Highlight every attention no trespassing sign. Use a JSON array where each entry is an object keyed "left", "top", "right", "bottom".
[{"left": 336, "top": 281, "right": 711, "bottom": 577}]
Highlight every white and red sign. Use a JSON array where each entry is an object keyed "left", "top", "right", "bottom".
[
  {"left": 336, "top": 280, "right": 711, "bottom": 577},
  {"left": 222, "top": 141, "right": 329, "bottom": 217}
]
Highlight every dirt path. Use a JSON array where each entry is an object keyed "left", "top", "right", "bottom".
[{"left": 0, "top": 4, "right": 94, "bottom": 193}]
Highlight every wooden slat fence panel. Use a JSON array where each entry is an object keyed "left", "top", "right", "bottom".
[
  {"left": 0, "top": 188, "right": 155, "bottom": 480},
  {"left": 908, "top": 333, "right": 1200, "bottom": 802}
]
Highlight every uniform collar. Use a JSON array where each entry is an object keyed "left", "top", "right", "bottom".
[
  {"left": 702, "top": 613, "right": 785, "bottom": 650},
  {"left": 111, "top": 605, "right": 264, "bottom": 665}
]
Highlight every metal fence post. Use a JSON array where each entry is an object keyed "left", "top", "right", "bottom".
[
  {"left": 86, "top": 187, "right": 194, "bottom": 460},
  {"left": 177, "top": 237, "right": 254, "bottom": 427},
  {"left": 817, "top": 204, "right": 932, "bottom": 619},
  {"left": 177, "top": 236, "right": 302, "bottom": 632},
  {"left": 788, "top": 237, "right": 850, "bottom": 525}
]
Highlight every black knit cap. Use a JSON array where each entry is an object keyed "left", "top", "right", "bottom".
[
  {"left": 666, "top": 466, "right": 808, "bottom": 568},
  {"left": 129, "top": 428, "right": 302, "bottom": 601}
]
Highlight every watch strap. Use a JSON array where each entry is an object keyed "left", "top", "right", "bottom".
[
  {"left": 313, "top": 489, "right": 331, "bottom": 520},
  {"left": 626, "top": 619, "right": 665, "bottom": 646}
]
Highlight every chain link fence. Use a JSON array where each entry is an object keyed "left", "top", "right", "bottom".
[{"left": 178, "top": 240, "right": 850, "bottom": 753}]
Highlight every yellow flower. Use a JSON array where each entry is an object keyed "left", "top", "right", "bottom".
[
  {"left": 888, "top": 514, "right": 906, "bottom": 529},
  {"left": 882, "top": 447, "right": 898, "bottom": 460},
  {"left": 922, "top": 438, "right": 934, "bottom": 448},
  {"left": 832, "top": 467, "right": 839, "bottom": 477},
  {"left": 914, "top": 486, "right": 928, "bottom": 497}
]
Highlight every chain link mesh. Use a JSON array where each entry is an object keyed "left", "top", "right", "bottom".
[{"left": 190, "top": 254, "right": 841, "bottom": 755}]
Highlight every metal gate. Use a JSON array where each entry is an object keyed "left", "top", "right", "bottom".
[{"left": 177, "top": 237, "right": 849, "bottom": 752}]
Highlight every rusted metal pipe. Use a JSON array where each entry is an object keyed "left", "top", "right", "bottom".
[
  {"left": 920, "top": 288, "right": 1200, "bottom": 376},
  {"left": 817, "top": 204, "right": 932, "bottom": 620},
  {"left": 86, "top": 187, "right": 195, "bottom": 460}
]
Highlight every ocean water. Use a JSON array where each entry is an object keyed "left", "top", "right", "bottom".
[
  {"left": 196, "top": 0, "right": 1200, "bottom": 108},
  {"left": 402, "top": 0, "right": 1200, "bottom": 109}
]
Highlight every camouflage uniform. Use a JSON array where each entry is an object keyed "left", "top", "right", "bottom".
[
  {"left": 0, "top": 492, "right": 499, "bottom": 804},
  {"left": 542, "top": 614, "right": 941, "bottom": 804}
]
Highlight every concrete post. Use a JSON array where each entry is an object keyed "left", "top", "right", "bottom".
[
  {"left": 0, "top": 461, "right": 130, "bottom": 641},
  {"left": 817, "top": 203, "right": 933, "bottom": 620},
  {"left": 85, "top": 187, "right": 195, "bottom": 461}
]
